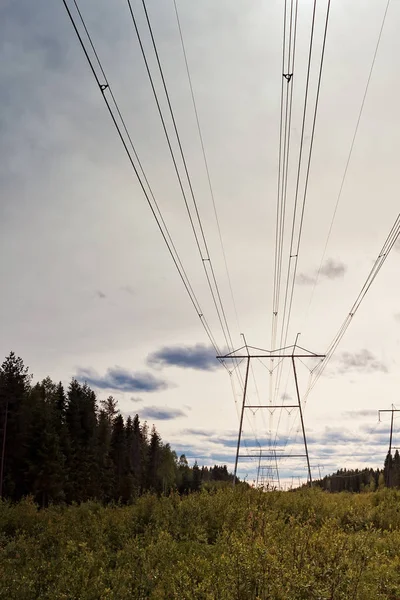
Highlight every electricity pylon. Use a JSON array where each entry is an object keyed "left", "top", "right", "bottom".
[{"left": 218, "top": 342, "right": 324, "bottom": 487}]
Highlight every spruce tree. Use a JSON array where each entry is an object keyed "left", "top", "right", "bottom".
[
  {"left": 25, "top": 382, "right": 64, "bottom": 506},
  {"left": 97, "top": 409, "right": 114, "bottom": 502},
  {"left": 0, "top": 352, "right": 31, "bottom": 499},
  {"left": 147, "top": 426, "right": 162, "bottom": 493},
  {"left": 65, "top": 380, "right": 98, "bottom": 501},
  {"left": 393, "top": 450, "right": 400, "bottom": 488},
  {"left": 110, "top": 414, "right": 129, "bottom": 501}
]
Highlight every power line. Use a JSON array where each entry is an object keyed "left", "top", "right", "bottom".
[
  {"left": 172, "top": 0, "right": 241, "bottom": 338},
  {"left": 132, "top": 0, "right": 236, "bottom": 356},
  {"left": 62, "top": 0, "right": 224, "bottom": 358},
  {"left": 302, "top": 0, "right": 392, "bottom": 326},
  {"left": 63, "top": 2, "right": 262, "bottom": 467},
  {"left": 171, "top": 0, "right": 264, "bottom": 459},
  {"left": 306, "top": 212, "right": 400, "bottom": 396},
  {"left": 271, "top": 0, "right": 299, "bottom": 356},
  {"left": 171, "top": 0, "right": 252, "bottom": 421},
  {"left": 274, "top": 0, "right": 331, "bottom": 403},
  {"left": 124, "top": 0, "right": 259, "bottom": 457}
]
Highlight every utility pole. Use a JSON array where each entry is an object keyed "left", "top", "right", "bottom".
[
  {"left": 219, "top": 342, "right": 324, "bottom": 488},
  {"left": 379, "top": 405, "right": 400, "bottom": 487}
]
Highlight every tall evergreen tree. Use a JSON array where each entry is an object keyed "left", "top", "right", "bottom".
[
  {"left": 0, "top": 352, "right": 31, "bottom": 499},
  {"left": 65, "top": 380, "right": 98, "bottom": 501},
  {"left": 25, "top": 382, "right": 64, "bottom": 506},
  {"left": 147, "top": 426, "right": 162, "bottom": 493},
  {"left": 96, "top": 409, "right": 114, "bottom": 502},
  {"left": 393, "top": 450, "right": 400, "bottom": 488},
  {"left": 100, "top": 395, "right": 118, "bottom": 423},
  {"left": 127, "top": 414, "right": 146, "bottom": 493},
  {"left": 110, "top": 414, "right": 129, "bottom": 501},
  {"left": 384, "top": 451, "right": 393, "bottom": 488},
  {"left": 192, "top": 460, "right": 202, "bottom": 492}
]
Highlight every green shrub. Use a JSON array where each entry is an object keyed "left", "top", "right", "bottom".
[{"left": 1, "top": 488, "right": 400, "bottom": 599}]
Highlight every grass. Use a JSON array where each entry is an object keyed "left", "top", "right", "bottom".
[{"left": 1, "top": 486, "right": 400, "bottom": 599}]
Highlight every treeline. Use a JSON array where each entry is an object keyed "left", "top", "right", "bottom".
[
  {"left": 314, "top": 452, "right": 400, "bottom": 494},
  {"left": 315, "top": 468, "right": 383, "bottom": 493},
  {"left": 0, "top": 352, "right": 235, "bottom": 506}
]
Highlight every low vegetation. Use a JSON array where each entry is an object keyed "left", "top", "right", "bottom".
[{"left": 2, "top": 487, "right": 400, "bottom": 599}]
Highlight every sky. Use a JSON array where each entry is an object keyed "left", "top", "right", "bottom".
[{"left": 1, "top": 0, "right": 400, "bottom": 486}]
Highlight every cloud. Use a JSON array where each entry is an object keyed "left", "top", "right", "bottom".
[
  {"left": 148, "top": 343, "right": 220, "bottom": 371},
  {"left": 140, "top": 406, "right": 187, "bottom": 420},
  {"left": 96, "top": 290, "right": 106, "bottom": 299},
  {"left": 296, "top": 273, "right": 315, "bottom": 286},
  {"left": 319, "top": 259, "right": 347, "bottom": 279},
  {"left": 297, "top": 258, "right": 347, "bottom": 286},
  {"left": 181, "top": 428, "right": 216, "bottom": 437},
  {"left": 77, "top": 367, "right": 168, "bottom": 392},
  {"left": 129, "top": 396, "right": 144, "bottom": 403},
  {"left": 342, "top": 409, "right": 377, "bottom": 418},
  {"left": 336, "top": 349, "right": 388, "bottom": 374}
]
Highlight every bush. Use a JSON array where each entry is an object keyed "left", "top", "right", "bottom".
[{"left": 1, "top": 488, "right": 400, "bottom": 599}]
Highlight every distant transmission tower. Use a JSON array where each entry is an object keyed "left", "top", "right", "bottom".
[{"left": 218, "top": 341, "right": 324, "bottom": 487}]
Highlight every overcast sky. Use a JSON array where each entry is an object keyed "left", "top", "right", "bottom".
[{"left": 1, "top": 0, "right": 400, "bottom": 486}]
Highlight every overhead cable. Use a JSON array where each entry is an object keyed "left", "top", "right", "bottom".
[
  {"left": 62, "top": 0, "right": 223, "bottom": 357},
  {"left": 307, "top": 212, "right": 400, "bottom": 396},
  {"left": 172, "top": 0, "right": 242, "bottom": 337},
  {"left": 274, "top": 0, "right": 331, "bottom": 403},
  {"left": 127, "top": 0, "right": 236, "bottom": 356},
  {"left": 302, "top": 0, "right": 392, "bottom": 326}
]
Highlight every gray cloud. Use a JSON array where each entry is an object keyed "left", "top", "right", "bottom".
[
  {"left": 96, "top": 290, "right": 106, "bottom": 299},
  {"left": 181, "top": 428, "right": 216, "bottom": 437},
  {"left": 319, "top": 259, "right": 347, "bottom": 279},
  {"left": 148, "top": 344, "right": 220, "bottom": 371},
  {"left": 297, "top": 258, "right": 347, "bottom": 286},
  {"left": 337, "top": 349, "right": 388, "bottom": 374},
  {"left": 296, "top": 273, "right": 315, "bottom": 286},
  {"left": 140, "top": 406, "right": 187, "bottom": 420},
  {"left": 342, "top": 409, "right": 377, "bottom": 418},
  {"left": 77, "top": 367, "right": 168, "bottom": 392},
  {"left": 130, "top": 396, "right": 144, "bottom": 403}
]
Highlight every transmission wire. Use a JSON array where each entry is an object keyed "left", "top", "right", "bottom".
[
  {"left": 62, "top": 0, "right": 224, "bottom": 358},
  {"left": 302, "top": 0, "right": 392, "bottom": 327}
]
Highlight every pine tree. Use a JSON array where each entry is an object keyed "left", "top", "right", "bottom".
[
  {"left": 100, "top": 395, "right": 119, "bottom": 423},
  {"left": 0, "top": 352, "right": 31, "bottom": 499},
  {"left": 192, "top": 460, "right": 201, "bottom": 491},
  {"left": 384, "top": 451, "right": 393, "bottom": 488},
  {"left": 65, "top": 380, "right": 98, "bottom": 501},
  {"left": 25, "top": 382, "right": 64, "bottom": 506},
  {"left": 97, "top": 409, "right": 114, "bottom": 502},
  {"left": 55, "top": 382, "right": 66, "bottom": 427},
  {"left": 177, "top": 454, "right": 192, "bottom": 493},
  {"left": 127, "top": 414, "right": 146, "bottom": 494},
  {"left": 393, "top": 450, "right": 400, "bottom": 488},
  {"left": 110, "top": 414, "right": 129, "bottom": 501},
  {"left": 147, "top": 426, "right": 162, "bottom": 493}
]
